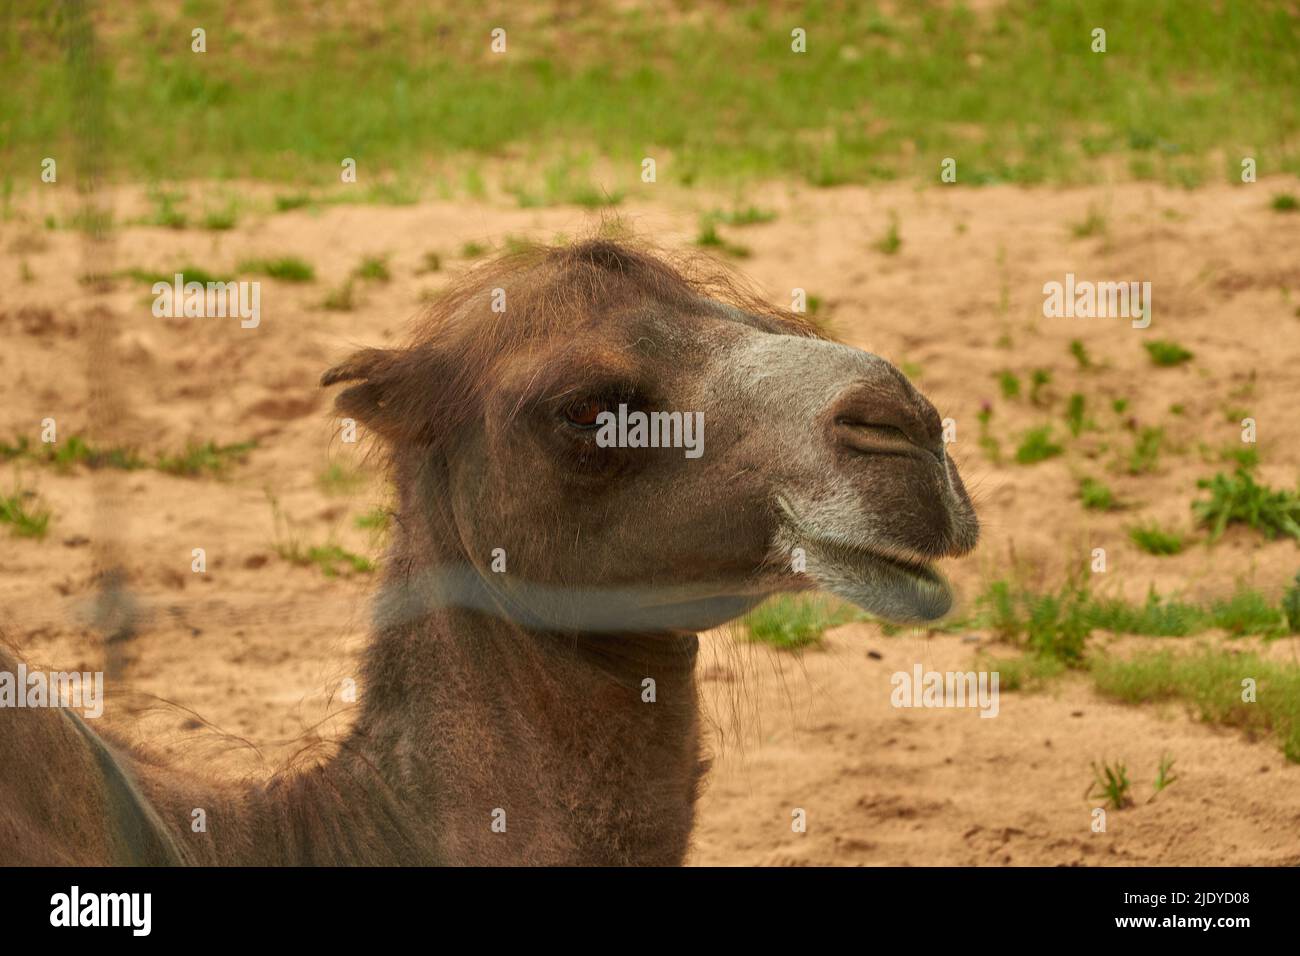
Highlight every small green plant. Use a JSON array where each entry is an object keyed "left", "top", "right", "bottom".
[
  {"left": 460, "top": 240, "right": 489, "bottom": 258},
  {"left": 1079, "top": 477, "right": 1117, "bottom": 511},
  {"left": 744, "top": 595, "right": 861, "bottom": 650},
  {"left": 322, "top": 281, "right": 356, "bottom": 311},
  {"left": 0, "top": 487, "right": 50, "bottom": 539},
  {"left": 1087, "top": 760, "right": 1133, "bottom": 809},
  {"left": 355, "top": 507, "right": 390, "bottom": 533},
  {"left": 1152, "top": 753, "right": 1178, "bottom": 795},
  {"left": 239, "top": 256, "right": 315, "bottom": 282},
  {"left": 274, "top": 193, "right": 313, "bottom": 212},
  {"left": 1193, "top": 468, "right": 1300, "bottom": 543},
  {"left": 1271, "top": 193, "right": 1298, "bottom": 213},
  {"left": 1127, "top": 427, "right": 1164, "bottom": 474},
  {"left": 1112, "top": 398, "right": 1129, "bottom": 415},
  {"left": 146, "top": 189, "right": 188, "bottom": 229},
  {"left": 318, "top": 462, "right": 366, "bottom": 495},
  {"left": 1065, "top": 393, "right": 1089, "bottom": 437},
  {"left": 354, "top": 255, "right": 391, "bottom": 281},
  {"left": 1015, "top": 426, "right": 1063, "bottom": 465},
  {"left": 201, "top": 201, "right": 238, "bottom": 231},
  {"left": 709, "top": 205, "right": 776, "bottom": 226},
  {"left": 1029, "top": 369, "right": 1052, "bottom": 406},
  {"left": 1068, "top": 339, "right": 1092, "bottom": 369},
  {"left": 694, "top": 221, "right": 751, "bottom": 258},
  {"left": 1070, "top": 205, "right": 1108, "bottom": 238},
  {"left": 874, "top": 213, "right": 901, "bottom": 255},
  {"left": 997, "top": 371, "right": 1021, "bottom": 400},
  {"left": 1143, "top": 339, "right": 1194, "bottom": 367},
  {"left": 155, "top": 440, "right": 256, "bottom": 478},
  {"left": 416, "top": 251, "right": 442, "bottom": 274},
  {"left": 1128, "top": 522, "right": 1186, "bottom": 556},
  {"left": 976, "top": 402, "right": 1001, "bottom": 464},
  {"left": 1282, "top": 573, "right": 1300, "bottom": 634}
]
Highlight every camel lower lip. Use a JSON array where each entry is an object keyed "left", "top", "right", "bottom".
[{"left": 800, "top": 538, "right": 954, "bottom": 623}]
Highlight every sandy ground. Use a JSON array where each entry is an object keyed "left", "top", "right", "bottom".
[{"left": 2, "top": 177, "right": 1299, "bottom": 864}]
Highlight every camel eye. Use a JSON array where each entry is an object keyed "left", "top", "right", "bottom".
[{"left": 563, "top": 397, "right": 609, "bottom": 429}]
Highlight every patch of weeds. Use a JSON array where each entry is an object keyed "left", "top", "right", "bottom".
[
  {"left": 321, "top": 281, "right": 356, "bottom": 311},
  {"left": 0, "top": 486, "right": 51, "bottom": 539},
  {"left": 1112, "top": 398, "right": 1129, "bottom": 415},
  {"left": 977, "top": 402, "right": 1001, "bottom": 464},
  {"left": 460, "top": 240, "right": 489, "bottom": 258},
  {"left": 1127, "top": 427, "right": 1164, "bottom": 474},
  {"left": 1092, "top": 648, "right": 1300, "bottom": 762},
  {"left": 997, "top": 371, "right": 1021, "bottom": 400},
  {"left": 1087, "top": 760, "right": 1133, "bottom": 809},
  {"left": 201, "top": 201, "right": 238, "bottom": 231},
  {"left": 146, "top": 189, "right": 188, "bottom": 229},
  {"left": 977, "top": 651, "right": 1065, "bottom": 691},
  {"left": 1069, "top": 339, "right": 1092, "bottom": 369},
  {"left": 1282, "top": 572, "right": 1300, "bottom": 634},
  {"left": 120, "top": 265, "right": 234, "bottom": 286},
  {"left": 1271, "top": 193, "right": 1298, "bottom": 213},
  {"left": 1128, "top": 522, "right": 1187, "bottom": 556},
  {"left": 318, "top": 462, "right": 366, "bottom": 495},
  {"left": 354, "top": 255, "right": 391, "bottom": 281},
  {"left": 1029, "top": 369, "right": 1052, "bottom": 407},
  {"left": 709, "top": 205, "right": 776, "bottom": 227},
  {"left": 239, "top": 256, "right": 314, "bottom": 282},
  {"left": 416, "top": 251, "right": 442, "bottom": 274},
  {"left": 1079, "top": 477, "right": 1118, "bottom": 511},
  {"left": 744, "top": 595, "right": 862, "bottom": 651},
  {"left": 355, "top": 507, "right": 390, "bottom": 533},
  {"left": 274, "top": 193, "right": 313, "bottom": 212},
  {"left": 155, "top": 440, "right": 256, "bottom": 478},
  {"left": 1143, "top": 339, "right": 1193, "bottom": 367},
  {"left": 874, "top": 212, "right": 901, "bottom": 255},
  {"left": 1193, "top": 468, "right": 1300, "bottom": 543},
  {"left": 1065, "top": 393, "right": 1092, "bottom": 437},
  {"left": 1015, "top": 426, "right": 1063, "bottom": 465},
  {"left": 1152, "top": 753, "right": 1178, "bottom": 795},
  {"left": 1070, "top": 205, "right": 1108, "bottom": 238},
  {"left": 694, "top": 221, "right": 751, "bottom": 258}
]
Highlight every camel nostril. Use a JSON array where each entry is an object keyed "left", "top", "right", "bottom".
[
  {"left": 834, "top": 416, "right": 944, "bottom": 462},
  {"left": 829, "top": 377, "right": 947, "bottom": 463}
]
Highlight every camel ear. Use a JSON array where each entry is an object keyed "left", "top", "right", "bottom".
[{"left": 321, "top": 347, "right": 422, "bottom": 444}]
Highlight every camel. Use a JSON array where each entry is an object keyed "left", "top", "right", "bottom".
[{"left": 0, "top": 239, "right": 978, "bottom": 865}]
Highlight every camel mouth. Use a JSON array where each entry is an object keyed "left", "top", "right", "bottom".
[{"left": 804, "top": 538, "right": 954, "bottom": 624}]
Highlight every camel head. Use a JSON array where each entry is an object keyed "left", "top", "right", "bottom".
[{"left": 323, "top": 239, "right": 978, "bottom": 634}]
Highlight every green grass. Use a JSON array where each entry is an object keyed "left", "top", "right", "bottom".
[
  {"left": 1078, "top": 477, "right": 1117, "bottom": 511},
  {"left": 460, "top": 241, "right": 489, "bottom": 259},
  {"left": 1065, "top": 392, "right": 1089, "bottom": 436},
  {"left": 239, "top": 256, "right": 315, "bottom": 282},
  {"left": 967, "top": 578, "right": 1290, "bottom": 649},
  {"left": 1193, "top": 468, "right": 1300, "bottom": 543},
  {"left": 318, "top": 462, "right": 366, "bottom": 495},
  {"left": 0, "top": 487, "right": 51, "bottom": 539},
  {"left": 120, "top": 265, "right": 234, "bottom": 286},
  {"left": 694, "top": 221, "right": 751, "bottom": 258},
  {"left": 154, "top": 440, "right": 256, "bottom": 478},
  {"left": 1127, "top": 426, "right": 1164, "bottom": 474},
  {"left": 744, "top": 595, "right": 862, "bottom": 651},
  {"left": 1087, "top": 759, "right": 1133, "bottom": 809},
  {"left": 1068, "top": 339, "right": 1092, "bottom": 369},
  {"left": 874, "top": 213, "right": 902, "bottom": 255},
  {"left": 1092, "top": 648, "right": 1300, "bottom": 762},
  {"left": 274, "top": 193, "right": 314, "bottom": 212},
  {"left": 354, "top": 255, "right": 391, "bottom": 281},
  {"left": 1014, "top": 426, "right": 1063, "bottom": 464},
  {"left": 1143, "top": 339, "right": 1194, "bottom": 367},
  {"left": 321, "top": 281, "right": 357, "bottom": 311},
  {"left": 276, "top": 540, "right": 375, "bottom": 577},
  {"left": 1128, "top": 522, "right": 1187, "bottom": 556},
  {"left": 355, "top": 506, "right": 390, "bottom": 533},
  {"left": 1070, "top": 205, "right": 1108, "bottom": 238},
  {"left": 1283, "top": 572, "right": 1300, "bottom": 634},
  {"left": 8, "top": 2, "right": 1297, "bottom": 189},
  {"left": 997, "top": 371, "right": 1021, "bottom": 400},
  {"left": 201, "top": 201, "right": 238, "bottom": 231},
  {"left": 708, "top": 205, "right": 777, "bottom": 227},
  {"left": 1271, "top": 193, "right": 1299, "bottom": 212}
]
